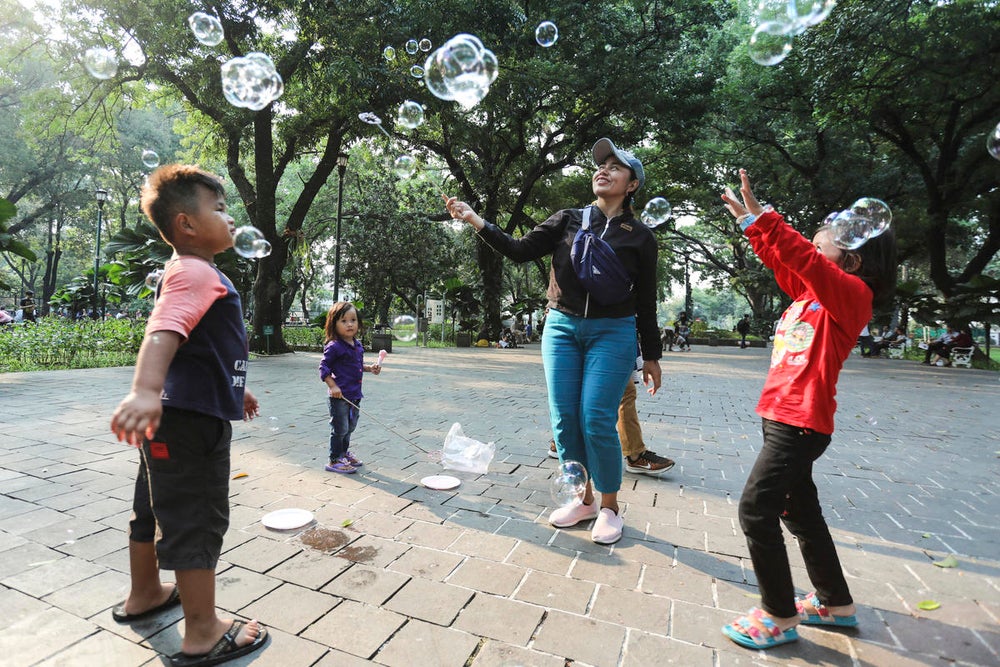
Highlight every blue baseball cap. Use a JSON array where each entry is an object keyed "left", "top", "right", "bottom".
[{"left": 592, "top": 138, "right": 644, "bottom": 193}]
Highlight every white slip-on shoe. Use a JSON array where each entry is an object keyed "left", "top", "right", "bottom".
[
  {"left": 549, "top": 501, "right": 600, "bottom": 528},
  {"left": 591, "top": 507, "right": 624, "bottom": 544}
]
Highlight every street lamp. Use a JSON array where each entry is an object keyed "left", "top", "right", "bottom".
[
  {"left": 332, "top": 152, "right": 349, "bottom": 302},
  {"left": 94, "top": 188, "right": 109, "bottom": 319}
]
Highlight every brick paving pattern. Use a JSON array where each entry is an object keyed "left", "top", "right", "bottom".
[{"left": 0, "top": 345, "right": 997, "bottom": 666}]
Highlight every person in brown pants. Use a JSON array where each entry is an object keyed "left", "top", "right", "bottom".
[{"left": 549, "top": 380, "right": 675, "bottom": 475}]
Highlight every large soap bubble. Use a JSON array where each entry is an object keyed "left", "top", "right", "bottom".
[
  {"left": 232, "top": 226, "right": 272, "bottom": 258},
  {"left": 141, "top": 149, "right": 160, "bottom": 169},
  {"left": 393, "top": 154, "right": 417, "bottom": 179},
  {"left": 423, "top": 34, "right": 498, "bottom": 109},
  {"left": 988, "top": 121, "right": 1000, "bottom": 161},
  {"left": 188, "top": 12, "right": 224, "bottom": 46},
  {"left": 640, "top": 197, "right": 672, "bottom": 228},
  {"left": 829, "top": 210, "right": 870, "bottom": 250},
  {"left": 392, "top": 315, "right": 418, "bottom": 341},
  {"left": 849, "top": 197, "right": 892, "bottom": 238},
  {"left": 535, "top": 21, "right": 558, "bottom": 47},
  {"left": 749, "top": 21, "right": 793, "bottom": 66},
  {"left": 550, "top": 460, "right": 588, "bottom": 507},
  {"left": 221, "top": 52, "right": 284, "bottom": 111},
  {"left": 83, "top": 47, "right": 118, "bottom": 79}
]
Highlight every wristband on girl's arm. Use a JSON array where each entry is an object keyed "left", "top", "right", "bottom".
[{"left": 737, "top": 213, "right": 756, "bottom": 231}]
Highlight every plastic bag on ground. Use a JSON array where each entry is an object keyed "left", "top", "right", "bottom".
[{"left": 441, "top": 422, "right": 495, "bottom": 474}]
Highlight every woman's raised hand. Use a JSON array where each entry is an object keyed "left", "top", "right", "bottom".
[
  {"left": 442, "top": 193, "right": 485, "bottom": 229},
  {"left": 720, "top": 168, "right": 765, "bottom": 219}
]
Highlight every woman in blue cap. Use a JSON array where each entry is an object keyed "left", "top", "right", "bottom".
[{"left": 444, "top": 138, "right": 661, "bottom": 544}]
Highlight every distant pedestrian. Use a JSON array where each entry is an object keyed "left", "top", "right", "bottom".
[
  {"left": 719, "top": 168, "right": 896, "bottom": 650},
  {"left": 109, "top": 164, "right": 268, "bottom": 666},
  {"left": 319, "top": 301, "right": 382, "bottom": 474},
  {"left": 20, "top": 290, "right": 36, "bottom": 322},
  {"left": 736, "top": 314, "right": 751, "bottom": 349}
]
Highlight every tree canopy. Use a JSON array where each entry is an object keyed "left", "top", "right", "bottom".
[{"left": 1, "top": 0, "right": 997, "bottom": 342}]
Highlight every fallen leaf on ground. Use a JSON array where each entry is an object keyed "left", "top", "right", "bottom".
[
  {"left": 917, "top": 600, "right": 941, "bottom": 611},
  {"left": 933, "top": 555, "right": 958, "bottom": 568}
]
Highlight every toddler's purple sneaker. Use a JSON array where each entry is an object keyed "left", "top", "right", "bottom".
[
  {"left": 324, "top": 459, "right": 357, "bottom": 474},
  {"left": 343, "top": 451, "right": 363, "bottom": 467}
]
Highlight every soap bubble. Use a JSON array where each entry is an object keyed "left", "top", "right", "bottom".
[
  {"left": 141, "top": 150, "right": 160, "bottom": 169},
  {"left": 829, "top": 210, "right": 870, "bottom": 250},
  {"left": 550, "top": 460, "right": 588, "bottom": 507},
  {"left": 418, "top": 38, "right": 432, "bottom": 52},
  {"left": 410, "top": 65, "right": 424, "bottom": 78},
  {"left": 188, "top": 11, "right": 224, "bottom": 46},
  {"left": 535, "top": 21, "right": 558, "bottom": 47},
  {"left": 640, "top": 197, "right": 672, "bottom": 228},
  {"left": 144, "top": 269, "right": 163, "bottom": 291},
  {"left": 423, "top": 33, "right": 498, "bottom": 109},
  {"left": 987, "top": 121, "right": 1000, "bottom": 161},
  {"left": 221, "top": 52, "right": 284, "bottom": 110},
  {"left": 405, "top": 39, "right": 419, "bottom": 55},
  {"left": 397, "top": 100, "right": 425, "bottom": 129},
  {"left": 268, "top": 416, "right": 279, "bottom": 432},
  {"left": 393, "top": 154, "right": 417, "bottom": 178},
  {"left": 232, "top": 226, "right": 272, "bottom": 258},
  {"left": 383, "top": 45, "right": 396, "bottom": 61},
  {"left": 83, "top": 47, "right": 118, "bottom": 79},
  {"left": 748, "top": 21, "right": 793, "bottom": 66},
  {"left": 850, "top": 197, "right": 892, "bottom": 238},
  {"left": 791, "top": 0, "right": 837, "bottom": 28},
  {"left": 392, "top": 314, "right": 418, "bottom": 341}
]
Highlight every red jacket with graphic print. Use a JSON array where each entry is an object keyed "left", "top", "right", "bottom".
[{"left": 745, "top": 210, "right": 872, "bottom": 435}]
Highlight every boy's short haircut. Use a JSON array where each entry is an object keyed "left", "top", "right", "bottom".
[{"left": 140, "top": 165, "right": 226, "bottom": 243}]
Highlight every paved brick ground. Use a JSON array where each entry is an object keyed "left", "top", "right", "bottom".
[{"left": 0, "top": 344, "right": 997, "bottom": 666}]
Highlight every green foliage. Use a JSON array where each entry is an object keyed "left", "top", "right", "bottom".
[{"left": 0, "top": 317, "right": 145, "bottom": 371}]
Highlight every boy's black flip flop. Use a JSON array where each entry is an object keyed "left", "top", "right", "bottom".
[
  {"left": 111, "top": 585, "right": 181, "bottom": 622},
  {"left": 169, "top": 620, "right": 268, "bottom": 667}
]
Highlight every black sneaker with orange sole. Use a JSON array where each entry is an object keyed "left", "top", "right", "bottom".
[{"left": 625, "top": 449, "right": 675, "bottom": 475}]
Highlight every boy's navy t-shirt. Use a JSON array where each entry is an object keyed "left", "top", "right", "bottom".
[{"left": 147, "top": 255, "right": 248, "bottom": 421}]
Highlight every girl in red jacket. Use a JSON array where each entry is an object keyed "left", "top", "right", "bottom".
[{"left": 719, "top": 169, "right": 896, "bottom": 649}]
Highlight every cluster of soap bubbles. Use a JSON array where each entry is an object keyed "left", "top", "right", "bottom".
[
  {"left": 535, "top": 21, "right": 558, "bottom": 47},
  {"left": 988, "top": 120, "right": 1000, "bottom": 161},
  {"left": 748, "top": 0, "right": 837, "bottom": 66},
  {"left": 221, "top": 52, "right": 284, "bottom": 111},
  {"left": 423, "top": 34, "right": 499, "bottom": 110},
  {"left": 640, "top": 197, "right": 672, "bottom": 229},
  {"left": 233, "top": 226, "right": 273, "bottom": 258},
  {"left": 550, "top": 460, "right": 588, "bottom": 507},
  {"left": 392, "top": 314, "right": 418, "bottom": 341},
  {"left": 825, "top": 197, "right": 892, "bottom": 250},
  {"left": 383, "top": 37, "right": 433, "bottom": 80}
]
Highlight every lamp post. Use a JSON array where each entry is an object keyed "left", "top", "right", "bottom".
[
  {"left": 332, "top": 152, "right": 349, "bottom": 302},
  {"left": 94, "top": 188, "right": 108, "bottom": 319}
]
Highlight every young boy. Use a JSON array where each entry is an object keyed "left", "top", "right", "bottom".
[{"left": 110, "top": 165, "right": 268, "bottom": 666}]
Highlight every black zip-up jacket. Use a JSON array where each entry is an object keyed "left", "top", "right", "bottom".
[{"left": 477, "top": 206, "right": 661, "bottom": 361}]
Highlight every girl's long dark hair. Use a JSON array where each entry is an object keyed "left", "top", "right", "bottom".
[
  {"left": 820, "top": 225, "right": 898, "bottom": 309},
  {"left": 324, "top": 301, "right": 361, "bottom": 344}
]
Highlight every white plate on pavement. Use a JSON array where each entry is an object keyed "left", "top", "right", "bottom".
[
  {"left": 261, "top": 508, "right": 314, "bottom": 530},
  {"left": 421, "top": 475, "right": 461, "bottom": 490}
]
